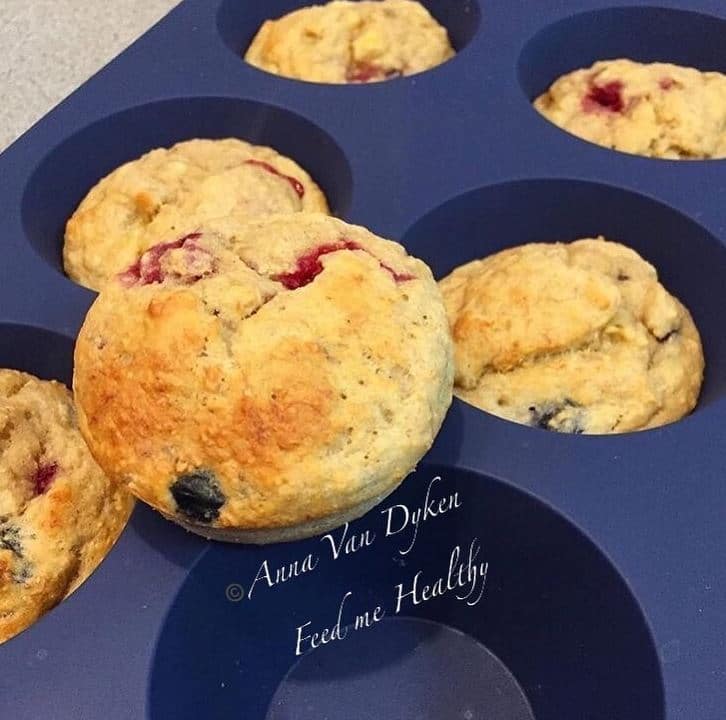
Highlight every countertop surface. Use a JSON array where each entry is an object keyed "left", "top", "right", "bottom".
[{"left": 0, "top": 0, "right": 179, "bottom": 151}]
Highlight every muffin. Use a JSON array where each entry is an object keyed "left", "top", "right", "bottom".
[
  {"left": 73, "top": 214, "right": 453, "bottom": 542},
  {"left": 0, "top": 370, "right": 134, "bottom": 643},
  {"left": 534, "top": 59, "right": 726, "bottom": 159},
  {"left": 244, "top": 0, "right": 454, "bottom": 84},
  {"left": 64, "top": 138, "right": 330, "bottom": 290},
  {"left": 439, "top": 238, "right": 704, "bottom": 433}
]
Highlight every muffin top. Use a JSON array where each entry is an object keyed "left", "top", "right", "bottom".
[
  {"left": 0, "top": 370, "right": 134, "bottom": 643},
  {"left": 74, "top": 214, "right": 453, "bottom": 540},
  {"left": 439, "top": 238, "right": 704, "bottom": 433},
  {"left": 534, "top": 59, "right": 726, "bottom": 159},
  {"left": 244, "top": 0, "right": 454, "bottom": 84},
  {"left": 64, "top": 138, "right": 330, "bottom": 291}
]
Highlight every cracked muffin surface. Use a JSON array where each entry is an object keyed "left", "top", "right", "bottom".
[
  {"left": 64, "top": 138, "right": 330, "bottom": 291},
  {"left": 244, "top": 0, "right": 454, "bottom": 84},
  {"left": 73, "top": 214, "right": 453, "bottom": 542},
  {"left": 439, "top": 238, "right": 704, "bottom": 434},
  {"left": 534, "top": 59, "right": 726, "bottom": 159},
  {"left": 0, "top": 370, "right": 134, "bottom": 643}
]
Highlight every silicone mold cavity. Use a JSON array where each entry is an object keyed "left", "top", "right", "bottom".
[
  {"left": 519, "top": 5, "right": 726, "bottom": 100},
  {"left": 219, "top": 0, "right": 481, "bottom": 78},
  {"left": 402, "top": 179, "right": 726, "bottom": 417},
  {"left": 21, "top": 97, "right": 352, "bottom": 279},
  {"left": 149, "top": 464, "right": 664, "bottom": 720}
]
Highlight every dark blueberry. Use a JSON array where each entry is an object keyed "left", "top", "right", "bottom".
[
  {"left": 529, "top": 404, "right": 559, "bottom": 430},
  {"left": 13, "top": 562, "right": 33, "bottom": 584},
  {"left": 1, "top": 522, "right": 32, "bottom": 584},
  {"left": 170, "top": 470, "right": 226, "bottom": 524},
  {"left": 529, "top": 399, "right": 585, "bottom": 434},
  {"left": 0, "top": 522, "right": 23, "bottom": 558}
]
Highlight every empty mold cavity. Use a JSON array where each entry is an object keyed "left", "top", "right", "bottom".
[
  {"left": 519, "top": 6, "right": 726, "bottom": 101},
  {"left": 219, "top": 0, "right": 481, "bottom": 77},
  {"left": 149, "top": 464, "right": 663, "bottom": 719},
  {"left": 22, "top": 97, "right": 352, "bottom": 278},
  {"left": 0, "top": 324, "right": 74, "bottom": 385},
  {"left": 402, "top": 179, "right": 726, "bottom": 417},
  {"left": 266, "top": 617, "right": 535, "bottom": 720}
]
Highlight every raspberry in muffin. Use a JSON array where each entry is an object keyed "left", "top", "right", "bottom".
[
  {"left": 64, "top": 138, "right": 330, "bottom": 291},
  {"left": 0, "top": 370, "right": 134, "bottom": 643},
  {"left": 244, "top": 0, "right": 455, "bottom": 84},
  {"left": 534, "top": 59, "right": 726, "bottom": 159},
  {"left": 73, "top": 214, "right": 453, "bottom": 542},
  {"left": 439, "top": 238, "right": 704, "bottom": 433}
]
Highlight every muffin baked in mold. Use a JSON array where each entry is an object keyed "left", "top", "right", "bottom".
[
  {"left": 0, "top": 370, "right": 134, "bottom": 643},
  {"left": 23, "top": 98, "right": 353, "bottom": 287},
  {"left": 519, "top": 5, "right": 726, "bottom": 162},
  {"left": 244, "top": 0, "right": 455, "bottom": 84},
  {"left": 401, "top": 177, "right": 726, "bottom": 430},
  {"left": 73, "top": 214, "right": 453, "bottom": 543},
  {"left": 219, "top": 0, "right": 480, "bottom": 72},
  {"left": 64, "top": 137, "right": 330, "bottom": 291},
  {"left": 534, "top": 59, "right": 726, "bottom": 159},
  {"left": 440, "top": 238, "right": 704, "bottom": 434}
]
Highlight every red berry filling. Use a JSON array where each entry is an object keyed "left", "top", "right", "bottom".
[
  {"left": 346, "top": 62, "right": 401, "bottom": 83},
  {"left": 272, "top": 239, "right": 415, "bottom": 290},
  {"left": 245, "top": 159, "right": 305, "bottom": 199},
  {"left": 273, "top": 240, "right": 359, "bottom": 289},
  {"left": 659, "top": 77, "right": 675, "bottom": 91},
  {"left": 33, "top": 462, "right": 58, "bottom": 495},
  {"left": 583, "top": 80, "right": 625, "bottom": 113},
  {"left": 119, "top": 233, "right": 214, "bottom": 287},
  {"left": 377, "top": 260, "right": 416, "bottom": 283}
]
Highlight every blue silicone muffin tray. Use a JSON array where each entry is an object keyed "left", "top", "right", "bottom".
[{"left": 1, "top": 1, "right": 725, "bottom": 718}]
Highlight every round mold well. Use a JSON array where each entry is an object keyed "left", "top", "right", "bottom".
[
  {"left": 148, "top": 464, "right": 664, "bottom": 719},
  {"left": 518, "top": 6, "right": 726, "bottom": 159},
  {"left": 402, "top": 178, "right": 726, "bottom": 424},
  {"left": 264, "top": 617, "right": 535, "bottom": 720},
  {"left": 519, "top": 5, "right": 726, "bottom": 100},
  {"left": 219, "top": 0, "right": 481, "bottom": 81},
  {"left": 21, "top": 97, "right": 353, "bottom": 280},
  {"left": 0, "top": 322, "right": 136, "bottom": 644}
]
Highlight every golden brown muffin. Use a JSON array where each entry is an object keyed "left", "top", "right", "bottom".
[
  {"left": 439, "top": 238, "right": 704, "bottom": 433},
  {"left": 74, "top": 214, "right": 453, "bottom": 542},
  {"left": 0, "top": 370, "right": 134, "bottom": 643},
  {"left": 244, "top": 0, "right": 454, "bottom": 84},
  {"left": 64, "top": 138, "right": 330, "bottom": 291},
  {"left": 534, "top": 59, "right": 726, "bottom": 159}
]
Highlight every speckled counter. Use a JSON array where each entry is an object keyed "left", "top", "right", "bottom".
[{"left": 0, "top": 0, "right": 178, "bottom": 151}]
